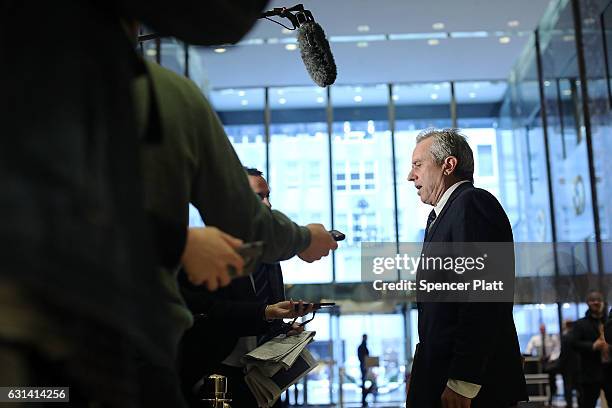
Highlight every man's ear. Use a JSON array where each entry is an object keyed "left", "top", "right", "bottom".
[{"left": 443, "top": 156, "right": 458, "bottom": 175}]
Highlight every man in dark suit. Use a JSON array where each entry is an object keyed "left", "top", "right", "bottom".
[
  {"left": 405, "top": 129, "right": 527, "bottom": 408},
  {"left": 179, "top": 168, "right": 314, "bottom": 407},
  {"left": 571, "top": 291, "right": 612, "bottom": 408}
]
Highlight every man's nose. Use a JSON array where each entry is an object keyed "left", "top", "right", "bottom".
[{"left": 407, "top": 170, "right": 415, "bottom": 181}]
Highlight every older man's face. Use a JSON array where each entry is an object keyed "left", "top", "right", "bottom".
[{"left": 408, "top": 138, "right": 445, "bottom": 205}]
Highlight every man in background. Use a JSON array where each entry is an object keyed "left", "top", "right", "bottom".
[
  {"left": 572, "top": 290, "right": 612, "bottom": 408},
  {"left": 559, "top": 320, "right": 580, "bottom": 408},
  {"left": 358, "top": 334, "right": 370, "bottom": 406},
  {"left": 525, "top": 323, "right": 560, "bottom": 404},
  {"left": 178, "top": 167, "right": 314, "bottom": 407}
]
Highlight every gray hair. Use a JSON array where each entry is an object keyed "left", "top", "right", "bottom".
[{"left": 416, "top": 128, "right": 474, "bottom": 182}]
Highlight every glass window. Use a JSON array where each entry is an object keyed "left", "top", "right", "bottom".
[
  {"left": 477, "top": 145, "right": 494, "bottom": 176},
  {"left": 268, "top": 86, "right": 332, "bottom": 284},
  {"left": 209, "top": 88, "right": 266, "bottom": 172},
  {"left": 393, "top": 82, "right": 452, "bottom": 242},
  {"left": 331, "top": 85, "right": 396, "bottom": 282}
]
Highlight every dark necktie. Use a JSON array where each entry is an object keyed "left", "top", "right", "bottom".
[
  {"left": 424, "top": 209, "right": 437, "bottom": 240},
  {"left": 541, "top": 333, "right": 547, "bottom": 359},
  {"left": 253, "top": 265, "right": 270, "bottom": 305}
]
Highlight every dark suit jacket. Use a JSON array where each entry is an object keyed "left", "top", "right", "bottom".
[
  {"left": 571, "top": 310, "right": 610, "bottom": 384},
  {"left": 407, "top": 182, "right": 527, "bottom": 407},
  {"left": 606, "top": 308, "right": 612, "bottom": 346},
  {"left": 178, "top": 263, "right": 285, "bottom": 395}
]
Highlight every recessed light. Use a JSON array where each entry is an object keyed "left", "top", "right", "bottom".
[
  {"left": 562, "top": 89, "right": 572, "bottom": 96},
  {"left": 357, "top": 25, "right": 370, "bottom": 32},
  {"left": 214, "top": 47, "right": 227, "bottom": 53},
  {"left": 392, "top": 95, "right": 399, "bottom": 101},
  {"left": 544, "top": 81, "right": 551, "bottom": 87},
  {"left": 279, "top": 98, "right": 287, "bottom": 104},
  {"left": 357, "top": 41, "right": 369, "bottom": 48},
  {"left": 354, "top": 95, "right": 363, "bottom": 102},
  {"left": 469, "top": 92, "right": 476, "bottom": 98},
  {"left": 316, "top": 96, "right": 325, "bottom": 103},
  {"left": 499, "top": 36, "right": 511, "bottom": 44},
  {"left": 145, "top": 48, "right": 157, "bottom": 57},
  {"left": 428, "top": 39, "right": 440, "bottom": 46},
  {"left": 241, "top": 100, "right": 249, "bottom": 106},
  {"left": 432, "top": 22, "right": 445, "bottom": 30},
  {"left": 430, "top": 93, "right": 439, "bottom": 100},
  {"left": 238, "top": 91, "right": 246, "bottom": 97},
  {"left": 563, "top": 35, "right": 574, "bottom": 42},
  {"left": 583, "top": 18, "right": 595, "bottom": 25},
  {"left": 282, "top": 28, "right": 293, "bottom": 35},
  {"left": 285, "top": 43, "right": 298, "bottom": 51},
  {"left": 507, "top": 20, "right": 520, "bottom": 28}
]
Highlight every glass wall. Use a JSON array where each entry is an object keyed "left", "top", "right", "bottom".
[{"left": 331, "top": 85, "right": 395, "bottom": 282}]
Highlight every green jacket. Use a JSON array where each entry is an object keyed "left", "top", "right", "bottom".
[{"left": 134, "top": 61, "right": 312, "bottom": 351}]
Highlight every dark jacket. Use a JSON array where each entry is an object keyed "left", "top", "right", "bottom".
[
  {"left": 559, "top": 330, "right": 581, "bottom": 379},
  {"left": 572, "top": 310, "right": 611, "bottom": 384},
  {"left": 407, "top": 182, "right": 527, "bottom": 407},
  {"left": 606, "top": 308, "right": 612, "bottom": 346},
  {"left": 358, "top": 342, "right": 369, "bottom": 372},
  {"left": 178, "top": 263, "right": 285, "bottom": 393}
]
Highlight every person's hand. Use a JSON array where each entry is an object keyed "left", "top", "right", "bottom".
[
  {"left": 180, "top": 226, "right": 244, "bottom": 291},
  {"left": 264, "top": 300, "right": 315, "bottom": 320},
  {"left": 593, "top": 337, "right": 607, "bottom": 351},
  {"left": 286, "top": 322, "right": 305, "bottom": 336},
  {"left": 298, "top": 224, "right": 338, "bottom": 263},
  {"left": 441, "top": 386, "right": 472, "bottom": 408}
]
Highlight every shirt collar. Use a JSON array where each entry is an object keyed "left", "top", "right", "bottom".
[{"left": 433, "top": 180, "right": 471, "bottom": 217}]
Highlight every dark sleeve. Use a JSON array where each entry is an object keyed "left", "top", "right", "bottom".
[
  {"left": 188, "top": 85, "right": 311, "bottom": 263},
  {"left": 115, "top": 0, "right": 269, "bottom": 45},
  {"left": 571, "top": 321, "right": 597, "bottom": 353},
  {"left": 447, "top": 191, "right": 512, "bottom": 384},
  {"left": 178, "top": 271, "right": 270, "bottom": 337},
  {"left": 606, "top": 309, "right": 612, "bottom": 345}
]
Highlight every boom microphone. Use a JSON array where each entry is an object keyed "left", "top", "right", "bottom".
[
  {"left": 297, "top": 21, "right": 337, "bottom": 87},
  {"left": 260, "top": 4, "right": 337, "bottom": 87}
]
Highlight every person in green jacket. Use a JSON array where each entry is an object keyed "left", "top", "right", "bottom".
[{"left": 133, "top": 58, "right": 338, "bottom": 404}]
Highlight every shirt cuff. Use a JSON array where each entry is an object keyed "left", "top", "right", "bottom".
[{"left": 447, "top": 379, "right": 482, "bottom": 399}]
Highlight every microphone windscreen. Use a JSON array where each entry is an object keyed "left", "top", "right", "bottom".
[{"left": 297, "top": 21, "right": 337, "bottom": 87}]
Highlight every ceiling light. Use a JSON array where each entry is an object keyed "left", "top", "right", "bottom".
[
  {"left": 278, "top": 98, "right": 287, "bottom": 104},
  {"left": 357, "top": 41, "right": 369, "bottom": 48},
  {"left": 507, "top": 20, "right": 520, "bottom": 28},
  {"left": 433, "top": 84, "right": 441, "bottom": 90},
  {"left": 544, "top": 81, "right": 551, "bottom": 87},
  {"left": 214, "top": 47, "right": 227, "bottom": 53},
  {"left": 357, "top": 25, "right": 370, "bottom": 32},
  {"left": 562, "top": 89, "right": 572, "bottom": 96},
  {"left": 354, "top": 95, "right": 363, "bottom": 102},
  {"left": 316, "top": 96, "right": 325, "bottom": 103},
  {"left": 145, "top": 48, "right": 157, "bottom": 57},
  {"left": 583, "top": 18, "right": 595, "bottom": 25},
  {"left": 392, "top": 95, "right": 399, "bottom": 101},
  {"left": 238, "top": 91, "right": 246, "bottom": 97},
  {"left": 428, "top": 39, "right": 440, "bottom": 46},
  {"left": 432, "top": 22, "right": 445, "bottom": 30},
  {"left": 241, "top": 100, "right": 249, "bottom": 106},
  {"left": 430, "top": 93, "right": 439, "bottom": 100},
  {"left": 285, "top": 43, "right": 298, "bottom": 51},
  {"left": 277, "top": 89, "right": 284, "bottom": 95},
  {"left": 563, "top": 35, "right": 574, "bottom": 42},
  {"left": 282, "top": 28, "right": 293, "bottom": 35},
  {"left": 469, "top": 92, "right": 476, "bottom": 98},
  {"left": 499, "top": 36, "right": 511, "bottom": 44}
]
